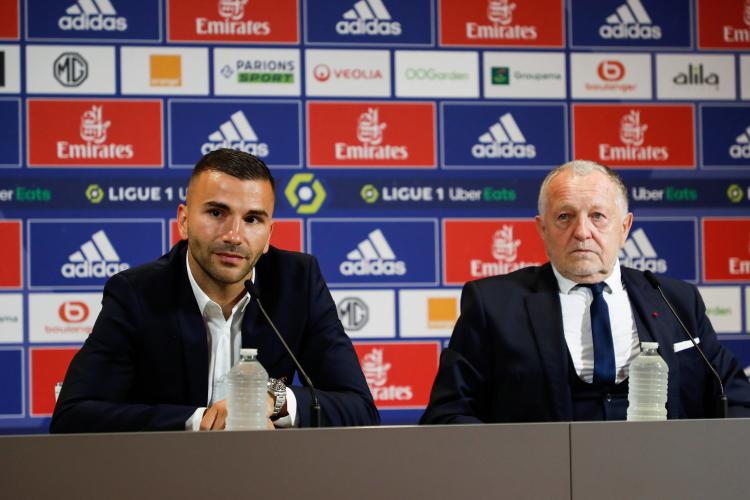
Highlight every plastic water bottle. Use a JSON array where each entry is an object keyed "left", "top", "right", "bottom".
[
  {"left": 227, "top": 348, "right": 268, "bottom": 430},
  {"left": 627, "top": 342, "right": 669, "bottom": 421}
]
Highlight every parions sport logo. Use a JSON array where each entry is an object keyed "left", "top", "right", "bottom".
[
  {"left": 335, "top": 0, "right": 402, "bottom": 36},
  {"left": 58, "top": 0, "right": 128, "bottom": 32}
]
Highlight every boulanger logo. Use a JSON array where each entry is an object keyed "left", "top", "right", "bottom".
[
  {"left": 54, "top": 53, "right": 88, "bottom": 87},
  {"left": 85, "top": 184, "right": 105, "bottom": 204},
  {"left": 472, "top": 112, "right": 536, "bottom": 159},
  {"left": 195, "top": 0, "right": 271, "bottom": 37},
  {"left": 285, "top": 173, "right": 326, "bottom": 214},
  {"left": 618, "top": 228, "right": 667, "bottom": 273},
  {"left": 335, "top": 108, "right": 408, "bottom": 161},
  {"left": 58, "top": 301, "right": 89, "bottom": 323},
  {"left": 61, "top": 230, "right": 130, "bottom": 279},
  {"left": 59, "top": 0, "right": 128, "bottom": 32},
  {"left": 730, "top": 125, "right": 750, "bottom": 159},
  {"left": 340, "top": 229, "right": 406, "bottom": 276},
  {"left": 599, "top": 110, "right": 668, "bottom": 162},
  {"left": 202, "top": 110, "right": 268, "bottom": 157},
  {"left": 56, "top": 105, "right": 134, "bottom": 161},
  {"left": 336, "top": 0, "right": 402, "bottom": 36},
  {"left": 337, "top": 297, "right": 369, "bottom": 331},
  {"left": 600, "top": 0, "right": 661, "bottom": 40},
  {"left": 598, "top": 60, "right": 625, "bottom": 81},
  {"left": 466, "top": 0, "right": 538, "bottom": 41}
]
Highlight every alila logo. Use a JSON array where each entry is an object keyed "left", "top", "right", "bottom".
[
  {"left": 196, "top": 0, "right": 271, "bottom": 37},
  {"left": 618, "top": 228, "right": 667, "bottom": 273},
  {"left": 723, "top": 0, "right": 750, "bottom": 44},
  {"left": 470, "top": 225, "right": 541, "bottom": 278},
  {"left": 57, "top": 105, "right": 135, "bottom": 160},
  {"left": 340, "top": 229, "right": 406, "bottom": 276},
  {"left": 361, "top": 347, "right": 412, "bottom": 401},
  {"left": 673, "top": 64, "right": 719, "bottom": 88},
  {"left": 336, "top": 0, "right": 402, "bottom": 36},
  {"left": 599, "top": 110, "right": 668, "bottom": 162},
  {"left": 335, "top": 108, "right": 408, "bottom": 161},
  {"left": 730, "top": 125, "right": 750, "bottom": 159},
  {"left": 599, "top": 0, "right": 661, "bottom": 40},
  {"left": 201, "top": 111, "right": 269, "bottom": 157},
  {"left": 472, "top": 113, "right": 536, "bottom": 159},
  {"left": 58, "top": 0, "right": 128, "bottom": 32},
  {"left": 466, "top": 0, "right": 538, "bottom": 41},
  {"left": 61, "top": 230, "right": 130, "bottom": 279}
]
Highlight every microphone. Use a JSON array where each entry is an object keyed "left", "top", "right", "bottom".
[
  {"left": 643, "top": 270, "right": 728, "bottom": 418},
  {"left": 244, "top": 280, "right": 322, "bottom": 427}
]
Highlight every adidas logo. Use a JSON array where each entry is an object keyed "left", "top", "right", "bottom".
[
  {"left": 58, "top": 0, "right": 128, "bottom": 32},
  {"left": 61, "top": 230, "right": 130, "bottom": 278},
  {"left": 336, "top": 0, "right": 402, "bottom": 36},
  {"left": 339, "top": 229, "right": 406, "bottom": 276},
  {"left": 201, "top": 111, "right": 269, "bottom": 157},
  {"left": 599, "top": 0, "right": 661, "bottom": 40},
  {"left": 618, "top": 228, "right": 666, "bottom": 273},
  {"left": 730, "top": 126, "right": 750, "bottom": 159},
  {"left": 471, "top": 113, "right": 536, "bottom": 159}
]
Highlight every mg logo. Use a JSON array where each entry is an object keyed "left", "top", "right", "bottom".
[
  {"left": 58, "top": 301, "right": 90, "bottom": 323},
  {"left": 54, "top": 52, "right": 88, "bottom": 87},
  {"left": 337, "top": 297, "right": 369, "bottom": 331}
]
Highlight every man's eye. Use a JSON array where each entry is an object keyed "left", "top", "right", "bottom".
[
  {"left": 246, "top": 217, "right": 258, "bottom": 224},
  {"left": 592, "top": 212, "right": 605, "bottom": 220},
  {"left": 209, "top": 209, "right": 222, "bottom": 217},
  {"left": 558, "top": 213, "right": 569, "bottom": 221}
]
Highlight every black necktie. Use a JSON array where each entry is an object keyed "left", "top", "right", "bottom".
[{"left": 584, "top": 283, "right": 616, "bottom": 384}]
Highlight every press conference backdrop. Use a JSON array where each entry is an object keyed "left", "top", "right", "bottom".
[{"left": 0, "top": 0, "right": 749, "bottom": 434}]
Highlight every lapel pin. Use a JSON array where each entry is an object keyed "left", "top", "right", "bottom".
[{"left": 652, "top": 311, "right": 660, "bottom": 318}]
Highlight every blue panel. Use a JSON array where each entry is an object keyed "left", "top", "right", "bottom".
[
  {"left": 570, "top": 0, "right": 691, "bottom": 48},
  {"left": 305, "top": 0, "right": 433, "bottom": 45},
  {"left": 309, "top": 219, "right": 437, "bottom": 286},
  {"left": 0, "top": 99, "right": 20, "bottom": 167},
  {"left": 169, "top": 100, "right": 301, "bottom": 169},
  {"left": 0, "top": 349, "right": 23, "bottom": 416},
  {"left": 442, "top": 103, "right": 567, "bottom": 169},
  {"left": 619, "top": 219, "right": 697, "bottom": 282},
  {"left": 701, "top": 106, "right": 750, "bottom": 169},
  {"left": 27, "top": 0, "right": 161, "bottom": 41},
  {"left": 28, "top": 220, "right": 164, "bottom": 288}
]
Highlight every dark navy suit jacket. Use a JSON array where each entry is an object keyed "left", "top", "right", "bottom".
[
  {"left": 421, "top": 264, "right": 750, "bottom": 424},
  {"left": 51, "top": 241, "right": 378, "bottom": 432}
]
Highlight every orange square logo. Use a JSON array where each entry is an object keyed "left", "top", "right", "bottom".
[
  {"left": 427, "top": 297, "right": 457, "bottom": 329},
  {"left": 150, "top": 55, "right": 182, "bottom": 87}
]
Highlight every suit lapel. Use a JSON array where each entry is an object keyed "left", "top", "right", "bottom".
[
  {"left": 622, "top": 269, "right": 681, "bottom": 418},
  {"left": 525, "top": 265, "right": 573, "bottom": 421}
]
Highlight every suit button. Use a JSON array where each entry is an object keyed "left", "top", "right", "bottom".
[{"left": 605, "top": 394, "right": 612, "bottom": 402}]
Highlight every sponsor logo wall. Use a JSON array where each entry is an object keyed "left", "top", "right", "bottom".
[{"left": 2, "top": 0, "right": 749, "bottom": 430}]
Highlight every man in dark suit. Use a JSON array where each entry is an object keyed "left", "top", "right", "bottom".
[
  {"left": 421, "top": 160, "right": 750, "bottom": 424},
  {"left": 51, "top": 149, "right": 378, "bottom": 432}
]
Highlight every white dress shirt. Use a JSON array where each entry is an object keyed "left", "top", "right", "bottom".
[
  {"left": 184, "top": 255, "right": 297, "bottom": 430},
  {"left": 552, "top": 263, "right": 641, "bottom": 384}
]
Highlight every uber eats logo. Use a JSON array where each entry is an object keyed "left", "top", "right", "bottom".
[{"left": 285, "top": 173, "right": 326, "bottom": 214}]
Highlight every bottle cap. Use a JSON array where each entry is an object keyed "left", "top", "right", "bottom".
[
  {"left": 641, "top": 342, "right": 659, "bottom": 350},
  {"left": 240, "top": 348, "right": 258, "bottom": 357}
]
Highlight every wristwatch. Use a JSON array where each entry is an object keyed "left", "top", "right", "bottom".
[{"left": 267, "top": 377, "right": 287, "bottom": 419}]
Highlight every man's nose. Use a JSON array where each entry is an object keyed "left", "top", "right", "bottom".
[
  {"left": 221, "top": 217, "right": 242, "bottom": 245},
  {"left": 573, "top": 216, "right": 592, "bottom": 240}
]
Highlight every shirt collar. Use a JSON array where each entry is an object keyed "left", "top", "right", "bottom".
[
  {"left": 551, "top": 261, "right": 623, "bottom": 295},
  {"left": 185, "top": 252, "right": 252, "bottom": 316}
]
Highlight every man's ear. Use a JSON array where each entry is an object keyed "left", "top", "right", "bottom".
[
  {"left": 177, "top": 204, "right": 189, "bottom": 240},
  {"left": 534, "top": 214, "right": 545, "bottom": 239}
]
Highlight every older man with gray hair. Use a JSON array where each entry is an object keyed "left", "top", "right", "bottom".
[{"left": 421, "top": 160, "right": 750, "bottom": 424}]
